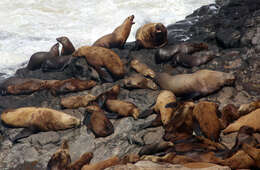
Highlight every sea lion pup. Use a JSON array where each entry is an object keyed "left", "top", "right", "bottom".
[
  {"left": 138, "top": 141, "right": 174, "bottom": 156},
  {"left": 155, "top": 69, "right": 235, "bottom": 98},
  {"left": 123, "top": 74, "right": 158, "bottom": 90},
  {"left": 192, "top": 101, "right": 221, "bottom": 141},
  {"left": 130, "top": 59, "right": 156, "bottom": 78},
  {"left": 61, "top": 94, "right": 97, "bottom": 109},
  {"left": 46, "top": 78, "right": 97, "bottom": 96},
  {"left": 105, "top": 99, "right": 140, "bottom": 119},
  {"left": 238, "top": 100, "right": 260, "bottom": 116},
  {"left": 56, "top": 36, "right": 75, "bottom": 56},
  {"left": 153, "top": 90, "right": 176, "bottom": 125},
  {"left": 155, "top": 42, "right": 208, "bottom": 63},
  {"left": 73, "top": 46, "right": 125, "bottom": 80},
  {"left": 0, "top": 77, "right": 47, "bottom": 95},
  {"left": 81, "top": 156, "right": 120, "bottom": 170},
  {"left": 27, "top": 43, "right": 59, "bottom": 70},
  {"left": 1, "top": 107, "right": 80, "bottom": 131},
  {"left": 135, "top": 23, "right": 168, "bottom": 49},
  {"left": 223, "top": 108, "right": 260, "bottom": 134},
  {"left": 83, "top": 105, "right": 114, "bottom": 137},
  {"left": 92, "top": 15, "right": 135, "bottom": 49},
  {"left": 47, "top": 140, "right": 71, "bottom": 170}
]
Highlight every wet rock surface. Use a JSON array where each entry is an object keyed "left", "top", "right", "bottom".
[{"left": 0, "top": 0, "right": 260, "bottom": 169}]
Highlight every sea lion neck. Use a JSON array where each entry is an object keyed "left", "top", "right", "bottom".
[{"left": 61, "top": 40, "right": 75, "bottom": 56}]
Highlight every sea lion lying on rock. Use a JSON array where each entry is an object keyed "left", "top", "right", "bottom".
[
  {"left": 155, "top": 69, "right": 235, "bottom": 98},
  {"left": 130, "top": 59, "right": 156, "bottom": 78},
  {"left": 61, "top": 94, "right": 97, "bottom": 109},
  {"left": 92, "top": 15, "right": 135, "bottom": 49},
  {"left": 123, "top": 74, "right": 158, "bottom": 90}
]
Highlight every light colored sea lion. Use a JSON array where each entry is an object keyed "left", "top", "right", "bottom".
[
  {"left": 27, "top": 43, "right": 60, "bottom": 70},
  {"left": 223, "top": 108, "right": 260, "bottom": 134},
  {"left": 238, "top": 100, "right": 260, "bottom": 116},
  {"left": 130, "top": 59, "right": 156, "bottom": 78},
  {"left": 105, "top": 99, "right": 139, "bottom": 119},
  {"left": 135, "top": 23, "right": 168, "bottom": 49},
  {"left": 1, "top": 107, "right": 80, "bottom": 131},
  {"left": 155, "top": 69, "right": 235, "bottom": 98},
  {"left": 81, "top": 156, "right": 120, "bottom": 170},
  {"left": 123, "top": 74, "right": 158, "bottom": 90},
  {"left": 92, "top": 15, "right": 135, "bottom": 49},
  {"left": 153, "top": 90, "right": 176, "bottom": 125},
  {"left": 56, "top": 36, "right": 75, "bottom": 56},
  {"left": 73, "top": 46, "right": 125, "bottom": 79},
  {"left": 61, "top": 94, "right": 97, "bottom": 109}
]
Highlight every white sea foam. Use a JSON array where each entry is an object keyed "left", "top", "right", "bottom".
[{"left": 0, "top": 0, "right": 215, "bottom": 78}]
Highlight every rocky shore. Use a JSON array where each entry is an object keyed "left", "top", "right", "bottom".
[{"left": 0, "top": 0, "right": 260, "bottom": 169}]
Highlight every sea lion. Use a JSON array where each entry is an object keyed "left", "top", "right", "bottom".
[
  {"left": 130, "top": 59, "right": 156, "bottom": 78},
  {"left": 153, "top": 90, "right": 177, "bottom": 125},
  {"left": 155, "top": 42, "right": 208, "bottom": 63},
  {"left": 83, "top": 105, "right": 114, "bottom": 137},
  {"left": 135, "top": 23, "right": 168, "bottom": 49},
  {"left": 92, "top": 15, "right": 135, "bottom": 49},
  {"left": 56, "top": 36, "right": 75, "bottom": 56},
  {"left": 105, "top": 99, "right": 140, "bottom": 119},
  {"left": 73, "top": 46, "right": 125, "bottom": 80},
  {"left": 242, "top": 143, "right": 260, "bottom": 168},
  {"left": 1, "top": 107, "right": 80, "bottom": 131},
  {"left": 223, "top": 108, "right": 260, "bottom": 134},
  {"left": 61, "top": 94, "right": 97, "bottom": 109},
  {"left": 119, "top": 154, "right": 140, "bottom": 164},
  {"left": 81, "top": 156, "right": 120, "bottom": 170},
  {"left": 155, "top": 69, "right": 235, "bottom": 98},
  {"left": 27, "top": 43, "right": 59, "bottom": 70},
  {"left": 123, "top": 74, "right": 158, "bottom": 90},
  {"left": 238, "top": 100, "right": 260, "bottom": 116},
  {"left": 192, "top": 101, "right": 221, "bottom": 141},
  {"left": 220, "top": 104, "right": 239, "bottom": 128},
  {"left": 0, "top": 77, "right": 47, "bottom": 95}
]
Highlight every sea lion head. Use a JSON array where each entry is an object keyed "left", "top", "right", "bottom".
[
  {"left": 126, "top": 15, "right": 135, "bottom": 25},
  {"left": 56, "top": 36, "right": 75, "bottom": 55}
]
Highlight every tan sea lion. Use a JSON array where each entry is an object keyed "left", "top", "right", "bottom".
[
  {"left": 155, "top": 69, "right": 235, "bottom": 98},
  {"left": 242, "top": 143, "right": 260, "bottom": 168},
  {"left": 119, "top": 154, "right": 140, "bottom": 164},
  {"left": 130, "top": 59, "right": 156, "bottom": 78},
  {"left": 153, "top": 90, "right": 176, "bottom": 125},
  {"left": 81, "top": 156, "right": 120, "bottom": 170},
  {"left": 223, "top": 108, "right": 260, "bottom": 134},
  {"left": 27, "top": 43, "right": 59, "bottom": 70},
  {"left": 61, "top": 94, "right": 97, "bottom": 109},
  {"left": 1, "top": 107, "right": 80, "bottom": 131},
  {"left": 238, "top": 100, "right": 260, "bottom": 116},
  {"left": 105, "top": 99, "right": 140, "bottom": 119},
  {"left": 135, "top": 23, "right": 168, "bottom": 49},
  {"left": 92, "top": 15, "right": 135, "bottom": 49},
  {"left": 73, "top": 46, "right": 125, "bottom": 79},
  {"left": 123, "top": 74, "right": 158, "bottom": 90},
  {"left": 84, "top": 105, "right": 114, "bottom": 137}
]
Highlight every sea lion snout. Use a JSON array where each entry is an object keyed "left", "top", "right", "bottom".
[{"left": 129, "top": 15, "right": 135, "bottom": 24}]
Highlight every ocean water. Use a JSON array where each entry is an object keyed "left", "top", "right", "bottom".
[{"left": 0, "top": 0, "right": 215, "bottom": 79}]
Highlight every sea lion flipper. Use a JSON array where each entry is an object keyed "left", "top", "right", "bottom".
[
  {"left": 138, "top": 109, "right": 154, "bottom": 119},
  {"left": 10, "top": 128, "right": 37, "bottom": 143}
]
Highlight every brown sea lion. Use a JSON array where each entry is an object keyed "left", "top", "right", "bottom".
[
  {"left": 1, "top": 107, "right": 80, "bottom": 131},
  {"left": 138, "top": 141, "right": 174, "bottom": 156},
  {"left": 27, "top": 43, "right": 59, "bottom": 70},
  {"left": 92, "top": 15, "right": 135, "bottom": 49},
  {"left": 56, "top": 36, "right": 75, "bottom": 56},
  {"left": 105, "top": 99, "right": 139, "bottom": 119},
  {"left": 123, "top": 74, "right": 158, "bottom": 90},
  {"left": 73, "top": 46, "right": 125, "bottom": 80},
  {"left": 238, "top": 100, "right": 260, "bottom": 116},
  {"left": 242, "top": 143, "right": 260, "bottom": 168},
  {"left": 119, "top": 154, "right": 140, "bottom": 164},
  {"left": 220, "top": 104, "right": 239, "bottom": 129},
  {"left": 153, "top": 90, "right": 176, "bottom": 125},
  {"left": 155, "top": 42, "right": 208, "bottom": 63},
  {"left": 135, "top": 23, "right": 168, "bottom": 49},
  {"left": 130, "top": 59, "right": 156, "bottom": 78},
  {"left": 183, "top": 162, "right": 221, "bottom": 168},
  {"left": 155, "top": 69, "right": 235, "bottom": 98},
  {"left": 61, "top": 94, "right": 97, "bottom": 109},
  {"left": 84, "top": 105, "right": 114, "bottom": 138},
  {"left": 0, "top": 77, "right": 47, "bottom": 95},
  {"left": 223, "top": 108, "right": 260, "bottom": 134},
  {"left": 193, "top": 101, "right": 221, "bottom": 141},
  {"left": 81, "top": 156, "right": 120, "bottom": 170}
]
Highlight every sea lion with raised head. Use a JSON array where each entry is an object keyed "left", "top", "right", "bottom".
[
  {"left": 1, "top": 107, "right": 80, "bottom": 131},
  {"left": 93, "top": 15, "right": 135, "bottom": 49},
  {"left": 155, "top": 69, "right": 235, "bottom": 98},
  {"left": 27, "top": 43, "right": 59, "bottom": 70},
  {"left": 56, "top": 36, "right": 75, "bottom": 56},
  {"left": 135, "top": 23, "right": 168, "bottom": 49},
  {"left": 130, "top": 59, "right": 156, "bottom": 78},
  {"left": 73, "top": 46, "right": 125, "bottom": 80},
  {"left": 123, "top": 74, "right": 158, "bottom": 90}
]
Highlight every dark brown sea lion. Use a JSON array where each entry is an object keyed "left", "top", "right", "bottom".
[
  {"left": 83, "top": 105, "right": 114, "bottom": 138},
  {"left": 130, "top": 59, "right": 156, "bottom": 78},
  {"left": 92, "top": 15, "right": 135, "bottom": 49},
  {"left": 220, "top": 104, "right": 239, "bottom": 129},
  {"left": 1, "top": 107, "right": 80, "bottom": 131},
  {"left": 81, "top": 156, "right": 120, "bottom": 170},
  {"left": 155, "top": 42, "right": 208, "bottom": 63},
  {"left": 155, "top": 70, "right": 235, "bottom": 98},
  {"left": 135, "top": 23, "right": 167, "bottom": 49},
  {"left": 123, "top": 74, "right": 158, "bottom": 90},
  {"left": 0, "top": 77, "right": 46, "bottom": 95},
  {"left": 73, "top": 46, "right": 125, "bottom": 80},
  {"left": 27, "top": 43, "right": 59, "bottom": 70},
  {"left": 56, "top": 36, "right": 75, "bottom": 56}
]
